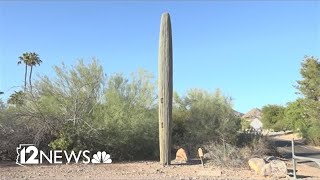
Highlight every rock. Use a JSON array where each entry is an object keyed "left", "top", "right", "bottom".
[
  {"left": 260, "top": 163, "right": 272, "bottom": 176},
  {"left": 203, "top": 152, "right": 214, "bottom": 161},
  {"left": 175, "top": 148, "right": 188, "bottom": 162},
  {"left": 260, "top": 160, "right": 287, "bottom": 177},
  {"left": 270, "top": 160, "right": 287, "bottom": 177},
  {"left": 248, "top": 158, "right": 266, "bottom": 175}
]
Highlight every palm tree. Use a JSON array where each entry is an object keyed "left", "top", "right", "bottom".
[
  {"left": 18, "top": 52, "right": 29, "bottom": 91},
  {"left": 7, "top": 91, "right": 24, "bottom": 106},
  {"left": 27, "top": 52, "right": 42, "bottom": 91},
  {"left": 18, "top": 52, "right": 42, "bottom": 91}
]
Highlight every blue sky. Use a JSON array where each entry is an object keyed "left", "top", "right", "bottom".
[{"left": 0, "top": 1, "right": 319, "bottom": 113}]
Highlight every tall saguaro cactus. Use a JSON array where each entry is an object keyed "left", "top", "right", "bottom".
[{"left": 158, "top": 12, "right": 173, "bottom": 166}]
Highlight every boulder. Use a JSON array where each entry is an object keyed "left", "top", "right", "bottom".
[
  {"left": 260, "top": 163, "right": 272, "bottom": 176},
  {"left": 270, "top": 160, "right": 287, "bottom": 177},
  {"left": 175, "top": 148, "right": 188, "bottom": 162},
  {"left": 203, "top": 153, "right": 210, "bottom": 160},
  {"left": 248, "top": 158, "right": 266, "bottom": 175},
  {"left": 260, "top": 160, "right": 287, "bottom": 177}
]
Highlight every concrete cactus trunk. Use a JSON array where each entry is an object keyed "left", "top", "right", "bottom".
[{"left": 158, "top": 12, "right": 173, "bottom": 166}]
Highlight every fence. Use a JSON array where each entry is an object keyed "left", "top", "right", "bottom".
[{"left": 291, "top": 139, "right": 320, "bottom": 179}]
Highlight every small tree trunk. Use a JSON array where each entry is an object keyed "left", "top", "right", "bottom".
[
  {"left": 24, "top": 64, "right": 28, "bottom": 91},
  {"left": 158, "top": 12, "right": 173, "bottom": 166},
  {"left": 222, "top": 139, "right": 227, "bottom": 161}
]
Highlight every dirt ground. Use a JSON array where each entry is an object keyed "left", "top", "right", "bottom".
[
  {"left": 1, "top": 133, "right": 320, "bottom": 180},
  {"left": 273, "top": 132, "right": 302, "bottom": 141},
  {"left": 1, "top": 160, "right": 320, "bottom": 180}
]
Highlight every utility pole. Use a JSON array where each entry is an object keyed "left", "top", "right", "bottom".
[{"left": 158, "top": 12, "right": 173, "bottom": 166}]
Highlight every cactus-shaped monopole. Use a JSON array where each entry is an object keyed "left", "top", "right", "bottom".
[{"left": 158, "top": 12, "right": 173, "bottom": 166}]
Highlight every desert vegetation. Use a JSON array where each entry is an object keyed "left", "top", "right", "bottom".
[
  {"left": 0, "top": 54, "right": 319, "bottom": 168},
  {"left": 0, "top": 55, "right": 273, "bottom": 164}
]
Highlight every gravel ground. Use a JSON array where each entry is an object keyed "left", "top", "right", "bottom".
[{"left": 1, "top": 161, "right": 320, "bottom": 180}]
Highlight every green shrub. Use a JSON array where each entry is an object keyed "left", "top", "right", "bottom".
[
  {"left": 240, "top": 118, "right": 251, "bottom": 130},
  {"left": 305, "top": 124, "right": 320, "bottom": 145},
  {"left": 261, "top": 104, "right": 287, "bottom": 131},
  {"left": 173, "top": 89, "right": 241, "bottom": 153}
]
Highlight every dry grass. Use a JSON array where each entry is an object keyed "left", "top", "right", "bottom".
[{"left": 203, "top": 136, "right": 278, "bottom": 168}]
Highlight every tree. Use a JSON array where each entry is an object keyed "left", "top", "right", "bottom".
[
  {"left": 27, "top": 52, "right": 42, "bottom": 91},
  {"left": 296, "top": 56, "right": 320, "bottom": 122},
  {"left": 40, "top": 60, "right": 158, "bottom": 160},
  {"left": 173, "top": 89, "right": 241, "bottom": 147},
  {"left": 261, "top": 105, "right": 287, "bottom": 131},
  {"left": 284, "top": 99, "right": 306, "bottom": 132},
  {"left": 18, "top": 53, "right": 29, "bottom": 91},
  {"left": 297, "top": 56, "right": 320, "bottom": 101},
  {"left": 7, "top": 91, "right": 25, "bottom": 106},
  {"left": 296, "top": 56, "right": 320, "bottom": 144},
  {"left": 36, "top": 59, "right": 104, "bottom": 137},
  {"left": 91, "top": 70, "right": 158, "bottom": 160},
  {"left": 18, "top": 52, "right": 42, "bottom": 91}
]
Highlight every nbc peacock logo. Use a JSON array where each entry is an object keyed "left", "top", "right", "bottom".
[{"left": 91, "top": 151, "right": 112, "bottom": 163}]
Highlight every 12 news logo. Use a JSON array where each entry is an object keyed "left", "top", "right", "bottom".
[{"left": 16, "top": 144, "right": 112, "bottom": 166}]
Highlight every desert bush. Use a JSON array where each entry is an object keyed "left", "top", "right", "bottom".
[
  {"left": 89, "top": 70, "right": 158, "bottom": 160},
  {"left": 240, "top": 118, "right": 251, "bottom": 130},
  {"left": 246, "top": 136, "right": 278, "bottom": 157},
  {"left": 261, "top": 104, "right": 288, "bottom": 131},
  {"left": 204, "top": 134, "right": 277, "bottom": 168},
  {"left": 304, "top": 123, "right": 320, "bottom": 145},
  {"left": 172, "top": 89, "right": 241, "bottom": 154},
  {"left": 0, "top": 109, "right": 26, "bottom": 160},
  {"left": 236, "top": 129, "right": 262, "bottom": 147},
  {"left": 1, "top": 60, "right": 159, "bottom": 161},
  {"left": 45, "top": 61, "right": 158, "bottom": 160},
  {"left": 204, "top": 143, "right": 246, "bottom": 167},
  {"left": 0, "top": 93, "right": 57, "bottom": 160},
  {"left": 0, "top": 107, "right": 53, "bottom": 160}
]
